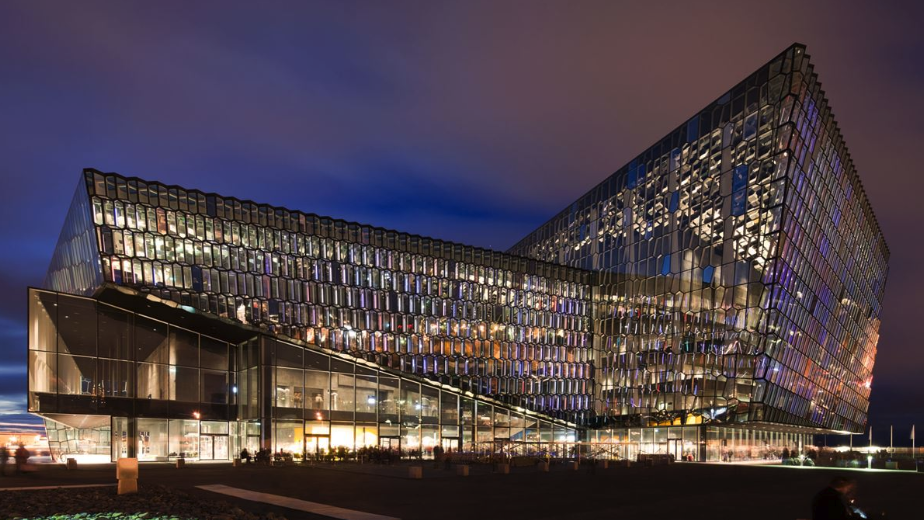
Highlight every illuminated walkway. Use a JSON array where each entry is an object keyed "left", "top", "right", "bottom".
[{"left": 197, "top": 483, "right": 401, "bottom": 520}]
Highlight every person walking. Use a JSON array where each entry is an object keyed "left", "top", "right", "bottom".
[
  {"left": 14, "top": 444, "right": 29, "bottom": 474},
  {"left": 0, "top": 445, "right": 9, "bottom": 476}
]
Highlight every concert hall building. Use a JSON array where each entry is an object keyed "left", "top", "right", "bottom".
[{"left": 28, "top": 43, "right": 888, "bottom": 463}]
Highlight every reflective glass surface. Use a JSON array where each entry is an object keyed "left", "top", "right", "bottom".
[
  {"left": 508, "top": 45, "right": 887, "bottom": 433},
  {"left": 36, "top": 44, "right": 888, "bottom": 447},
  {"left": 77, "top": 170, "right": 595, "bottom": 423}
]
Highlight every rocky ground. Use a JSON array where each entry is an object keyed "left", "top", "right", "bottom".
[{"left": 1, "top": 484, "right": 288, "bottom": 520}]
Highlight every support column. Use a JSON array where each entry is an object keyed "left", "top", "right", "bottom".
[
  {"left": 699, "top": 424, "right": 706, "bottom": 462},
  {"left": 127, "top": 417, "right": 137, "bottom": 458},
  {"left": 260, "top": 336, "right": 275, "bottom": 451}
]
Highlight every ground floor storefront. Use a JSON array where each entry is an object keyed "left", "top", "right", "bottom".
[
  {"left": 42, "top": 414, "right": 580, "bottom": 463},
  {"left": 42, "top": 412, "right": 813, "bottom": 464},
  {"left": 588, "top": 425, "right": 815, "bottom": 462}
]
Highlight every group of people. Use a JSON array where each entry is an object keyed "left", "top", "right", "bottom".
[
  {"left": 0, "top": 444, "right": 30, "bottom": 475},
  {"left": 356, "top": 445, "right": 406, "bottom": 465},
  {"left": 239, "top": 448, "right": 277, "bottom": 464}
]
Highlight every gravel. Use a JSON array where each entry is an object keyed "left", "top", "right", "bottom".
[{"left": 0, "top": 484, "right": 288, "bottom": 520}]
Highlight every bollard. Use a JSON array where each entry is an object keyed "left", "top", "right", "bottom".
[
  {"left": 538, "top": 461, "right": 549, "bottom": 472},
  {"left": 496, "top": 463, "right": 510, "bottom": 474},
  {"left": 456, "top": 464, "right": 470, "bottom": 476},
  {"left": 66, "top": 458, "right": 78, "bottom": 470},
  {"left": 116, "top": 458, "right": 138, "bottom": 495},
  {"left": 176, "top": 457, "right": 186, "bottom": 468},
  {"left": 568, "top": 461, "right": 579, "bottom": 471},
  {"left": 409, "top": 466, "right": 423, "bottom": 479},
  {"left": 600, "top": 460, "right": 609, "bottom": 470},
  {"left": 233, "top": 458, "right": 242, "bottom": 467}
]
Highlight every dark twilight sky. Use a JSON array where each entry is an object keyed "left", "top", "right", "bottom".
[{"left": 1, "top": 1, "right": 921, "bottom": 443}]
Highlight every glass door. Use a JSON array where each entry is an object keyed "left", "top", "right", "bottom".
[
  {"left": 304, "top": 435, "right": 329, "bottom": 461},
  {"left": 213, "top": 435, "right": 229, "bottom": 460},
  {"left": 380, "top": 437, "right": 400, "bottom": 451},
  {"left": 199, "top": 435, "right": 230, "bottom": 460},
  {"left": 201, "top": 435, "right": 213, "bottom": 460},
  {"left": 668, "top": 439, "right": 683, "bottom": 462}
]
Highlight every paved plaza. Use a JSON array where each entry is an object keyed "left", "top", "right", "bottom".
[{"left": 0, "top": 461, "right": 920, "bottom": 519}]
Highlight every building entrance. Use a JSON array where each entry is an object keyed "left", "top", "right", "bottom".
[
  {"left": 667, "top": 439, "right": 682, "bottom": 462},
  {"left": 380, "top": 436, "right": 400, "bottom": 451},
  {"left": 304, "top": 435, "right": 329, "bottom": 461},
  {"left": 200, "top": 434, "right": 229, "bottom": 460}
]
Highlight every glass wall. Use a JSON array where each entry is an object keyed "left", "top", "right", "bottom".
[
  {"left": 266, "top": 336, "right": 577, "bottom": 459},
  {"left": 266, "top": 340, "right": 576, "bottom": 459},
  {"left": 28, "top": 289, "right": 578, "bottom": 462},
  {"left": 508, "top": 44, "right": 888, "bottom": 435},
  {"left": 28, "top": 289, "right": 235, "bottom": 421},
  {"left": 136, "top": 419, "right": 169, "bottom": 460},
  {"left": 77, "top": 169, "right": 595, "bottom": 426},
  {"left": 132, "top": 418, "right": 233, "bottom": 461},
  {"left": 44, "top": 417, "right": 111, "bottom": 463},
  {"left": 44, "top": 179, "right": 103, "bottom": 296},
  {"left": 589, "top": 426, "right": 812, "bottom": 462}
]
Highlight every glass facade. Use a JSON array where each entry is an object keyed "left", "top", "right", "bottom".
[
  {"left": 589, "top": 426, "right": 811, "bottom": 463},
  {"left": 55, "top": 170, "right": 595, "bottom": 425},
  {"left": 31, "top": 44, "right": 888, "bottom": 462},
  {"left": 28, "top": 288, "right": 577, "bottom": 461},
  {"left": 44, "top": 180, "right": 103, "bottom": 296},
  {"left": 28, "top": 289, "right": 236, "bottom": 420},
  {"left": 44, "top": 416, "right": 111, "bottom": 463},
  {"left": 508, "top": 44, "right": 888, "bottom": 435}
]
